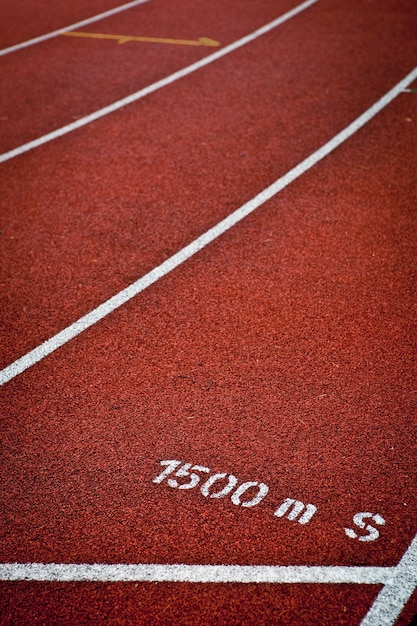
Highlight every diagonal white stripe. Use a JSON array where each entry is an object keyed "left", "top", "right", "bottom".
[
  {"left": 0, "top": 0, "right": 318, "bottom": 164},
  {"left": 0, "top": 563, "right": 395, "bottom": 584},
  {"left": 1, "top": 65, "right": 416, "bottom": 387},
  {"left": 360, "top": 533, "right": 417, "bottom": 626},
  {"left": 0, "top": 0, "right": 152, "bottom": 57}
]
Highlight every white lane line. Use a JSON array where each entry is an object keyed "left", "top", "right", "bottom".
[
  {"left": 0, "top": 0, "right": 151, "bottom": 57},
  {"left": 1, "top": 65, "right": 416, "bottom": 387},
  {"left": 360, "top": 533, "right": 417, "bottom": 626},
  {"left": 0, "top": 563, "right": 394, "bottom": 584},
  {"left": 0, "top": 0, "right": 318, "bottom": 164}
]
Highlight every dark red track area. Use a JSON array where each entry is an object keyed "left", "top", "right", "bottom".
[
  {"left": 0, "top": 583, "right": 381, "bottom": 625},
  {"left": 1, "top": 0, "right": 417, "bottom": 624}
]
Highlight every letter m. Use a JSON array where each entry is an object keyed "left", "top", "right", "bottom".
[{"left": 274, "top": 498, "right": 317, "bottom": 524}]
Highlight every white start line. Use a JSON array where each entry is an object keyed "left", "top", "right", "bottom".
[
  {"left": 1, "top": 530, "right": 417, "bottom": 626},
  {"left": 0, "top": 563, "right": 395, "bottom": 585}
]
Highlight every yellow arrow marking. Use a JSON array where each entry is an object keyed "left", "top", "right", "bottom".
[{"left": 61, "top": 31, "right": 220, "bottom": 47}]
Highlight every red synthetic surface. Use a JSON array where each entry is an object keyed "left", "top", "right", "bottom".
[
  {"left": 0, "top": 583, "right": 381, "bottom": 625},
  {"left": 1, "top": 0, "right": 416, "bottom": 624},
  {"left": 0, "top": 0, "right": 294, "bottom": 151},
  {"left": 1, "top": 0, "right": 416, "bottom": 367}
]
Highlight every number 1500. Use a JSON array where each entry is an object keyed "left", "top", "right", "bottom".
[{"left": 153, "top": 459, "right": 269, "bottom": 508}]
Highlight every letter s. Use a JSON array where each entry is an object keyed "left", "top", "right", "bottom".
[{"left": 344, "top": 512, "right": 386, "bottom": 542}]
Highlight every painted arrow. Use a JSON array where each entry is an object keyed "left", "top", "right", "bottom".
[{"left": 61, "top": 31, "right": 220, "bottom": 47}]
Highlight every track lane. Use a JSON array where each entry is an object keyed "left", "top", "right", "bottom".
[
  {"left": 1, "top": 0, "right": 416, "bottom": 370},
  {"left": 1, "top": 81, "right": 416, "bottom": 624},
  {"left": 3, "top": 88, "right": 416, "bottom": 561},
  {"left": 1, "top": 1, "right": 416, "bottom": 623},
  {"left": 1, "top": 66, "right": 416, "bottom": 385}
]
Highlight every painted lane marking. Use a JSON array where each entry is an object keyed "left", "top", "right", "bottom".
[
  {"left": 0, "top": 0, "right": 152, "bottom": 57},
  {"left": 1, "top": 65, "right": 416, "bottom": 387},
  {"left": 0, "top": 563, "right": 394, "bottom": 584},
  {"left": 360, "top": 532, "right": 417, "bottom": 626},
  {"left": 0, "top": 0, "right": 318, "bottom": 164},
  {"left": 62, "top": 31, "right": 220, "bottom": 47},
  {"left": 344, "top": 513, "right": 386, "bottom": 543},
  {"left": 154, "top": 460, "right": 390, "bottom": 537},
  {"left": 154, "top": 459, "right": 315, "bottom": 522},
  {"left": 154, "top": 460, "right": 270, "bottom": 509},
  {"left": 274, "top": 499, "right": 317, "bottom": 525}
]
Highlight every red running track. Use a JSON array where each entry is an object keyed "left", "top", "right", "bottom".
[{"left": 1, "top": 0, "right": 417, "bottom": 624}]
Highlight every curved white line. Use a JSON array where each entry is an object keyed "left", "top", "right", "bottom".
[
  {"left": 0, "top": 65, "right": 416, "bottom": 387},
  {"left": 0, "top": 0, "right": 318, "bottom": 164},
  {"left": 0, "top": 0, "right": 151, "bottom": 57}
]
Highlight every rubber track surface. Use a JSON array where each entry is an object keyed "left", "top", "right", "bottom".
[{"left": 1, "top": 0, "right": 416, "bottom": 624}]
